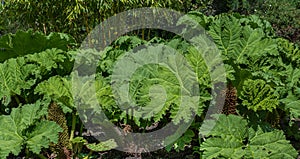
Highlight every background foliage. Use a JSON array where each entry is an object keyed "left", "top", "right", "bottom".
[
  {"left": 0, "top": 0, "right": 299, "bottom": 158},
  {"left": 0, "top": 0, "right": 213, "bottom": 42}
]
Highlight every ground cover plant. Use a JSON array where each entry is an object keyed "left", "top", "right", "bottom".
[{"left": 0, "top": 6, "right": 299, "bottom": 159}]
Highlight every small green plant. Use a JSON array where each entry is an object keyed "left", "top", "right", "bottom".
[
  {"left": 165, "top": 129, "right": 195, "bottom": 152},
  {"left": 71, "top": 137, "right": 117, "bottom": 159}
]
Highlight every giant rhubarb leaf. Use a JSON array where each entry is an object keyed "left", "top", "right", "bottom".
[
  {"left": 35, "top": 75, "right": 74, "bottom": 113},
  {"left": 200, "top": 114, "right": 297, "bottom": 159},
  {"left": 0, "top": 58, "right": 36, "bottom": 105},
  {"left": 0, "top": 102, "right": 62, "bottom": 158},
  {"left": 0, "top": 30, "right": 75, "bottom": 62},
  {"left": 240, "top": 79, "right": 278, "bottom": 112}
]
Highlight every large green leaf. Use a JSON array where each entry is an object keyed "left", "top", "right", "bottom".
[
  {"left": 111, "top": 44, "right": 199, "bottom": 125},
  {"left": 200, "top": 115, "right": 248, "bottom": 159},
  {"left": 95, "top": 74, "right": 118, "bottom": 117},
  {"left": 281, "top": 94, "right": 300, "bottom": 120},
  {"left": 246, "top": 127, "right": 298, "bottom": 159},
  {"left": 240, "top": 79, "right": 278, "bottom": 112},
  {"left": 25, "top": 48, "right": 71, "bottom": 78},
  {"left": 35, "top": 75, "right": 74, "bottom": 113},
  {"left": 239, "top": 14, "right": 274, "bottom": 37},
  {"left": 26, "top": 121, "right": 63, "bottom": 154},
  {"left": 207, "top": 14, "right": 279, "bottom": 86},
  {"left": 200, "top": 114, "right": 298, "bottom": 159},
  {"left": 0, "top": 102, "right": 62, "bottom": 158},
  {"left": 0, "top": 48, "right": 73, "bottom": 106},
  {"left": 0, "top": 30, "right": 76, "bottom": 62},
  {"left": 208, "top": 15, "right": 241, "bottom": 61},
  {"left": 208, "top": 14, "right": 278, "bottom": 63},
  {"left": 9, "top": 100, "right": 48, "bottom": 133},
  {"left": 250, "top": 39, "right": 300, "bottom": 97},
  {"left": 201, "top": 137, "right": 245, "bottom": 159},
  {"left": 0, "top": 58, "right": 36, "bottom": 105},
  {"left": 0, "top": 115, "right": 24, "bottom": 158},
  {"left": 277, "top": 38, "right": 300, "bottom": 67},
  {"left": 207, "top": 114, "right": 248, "bottom": 140},
  {"left": 129, "top": 63, "right": 181, "bottom": 123},
  {"left": 185, "top": 46, "right": 211, "bottom": 88}
]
